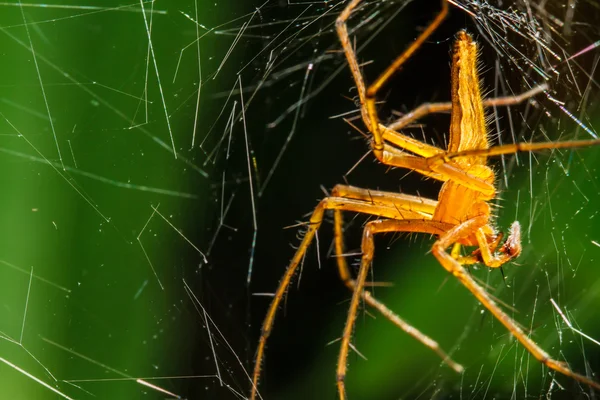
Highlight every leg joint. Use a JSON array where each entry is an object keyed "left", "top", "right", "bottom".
[{"left": 260, "top": 327, "right": 271, "bottom": 339}]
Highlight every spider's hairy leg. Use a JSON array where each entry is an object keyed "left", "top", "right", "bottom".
[
  {"left": 250, "top": 197, "right": 434, "bottom": 400},
  {"left": 428, "top": 137, "right": 600, "bottom": 163},
  {"left": 331, "top": 184, "right": 438, "bottom": 215},
  {"left": 335, "top": 0, "right": 448, "bottom": 160},
  {"left": 432, "top": 217, "right": 600, "bottom": 390},
  {"left": 376, "top": 135, "right": 497, "bottom": 195},
  {"left": 374, "top": 127, "right": 497, "bottom": 197},
  {"left": 336, "top": 219, "right": 459, "bottom": 400},
  {"left": 418, "top": 136, "right": 600, "bottom": 196},
  {"left": 332, "top": 208, "right": 463, "bottom": 373},
  {"left": 378, "top": 143, "right": 447, "bottom": 181},
  {"left": 365, "top": 0, "right": 449, "bottom": 108},
  {"left": 386, "top": 84, "right": 548, "bottom": 132},
  {"left": 335, "top": 0, "right": 375, "bottom": 134}
]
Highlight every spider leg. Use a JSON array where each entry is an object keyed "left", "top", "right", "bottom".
[
  {"left": 337, "top": 0, "right": 490, "bottom": 191},
  {"left": 250, "top": 196, "right": 436, "bottom": 400},
  {"left": 388, "top": 102, "right": 454, "bottom": 131},
  {"left": 336, "top": 0, "right": 448, "bottom": 160},
  {"left": 411, "top": 136, "right": 600, "bottom": 194},
  {"left": 377, "top": 145, "right": 448, "bottom": 182},
  {"left": 332, "top": 208, "right": 463, "bottom": 373},
  {"left": 429, "top": 137, "right": 600, "bottom": 162},
  {"left": 396, "top": 133, "right": 600, "bottom": 198},
  {"left": 387, "top": 84, "right": 548, "bottom": 131},
  {"left": 378, "top": 137, "right": 496, "bottom": 195},
  {"left": 432, "top": 217, "right": 600, "bottom": 390},
  {"left": 331, "top": 184, "right": 437, "bottom": 214},
  {"left": 336, "top": 218, "right": 457, "bottom": 400}
]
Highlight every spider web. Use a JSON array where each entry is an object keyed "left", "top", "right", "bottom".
[{"left": 0, "top": 1, "right": 598, "bottom": 399}]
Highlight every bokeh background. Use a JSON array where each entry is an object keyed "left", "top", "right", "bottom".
[{"left": 0, "top": 1, "right": 599, "bottom": 399}]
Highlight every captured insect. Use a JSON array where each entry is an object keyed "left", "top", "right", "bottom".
[{"left": 250, "top": 0, "right": 600, "bottom": 398}]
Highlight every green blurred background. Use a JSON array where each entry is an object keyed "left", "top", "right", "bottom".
[{"left": 0, "top": 1, "right": 599, "bottom": 400}]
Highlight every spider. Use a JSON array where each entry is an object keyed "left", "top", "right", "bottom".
[{"left": 250, "top": 0, "right": 600, "bottom": 398}]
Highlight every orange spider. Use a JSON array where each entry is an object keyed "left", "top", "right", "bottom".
[{"left": 250, "top": 0, "right": 600, "bottom": 398}]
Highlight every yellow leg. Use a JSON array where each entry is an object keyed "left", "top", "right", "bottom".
[
  {"left": 432, "top": 217, "right": 600, "bottom": 390},
  {"left": 250, "top": 195, "right": 443, "bottom": 400},
  {"left": 333, "top": 209, "right": 463, "bottom": 373},
  {"left": 336, "top": 218, "right": 457, "bottom": 399}
]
